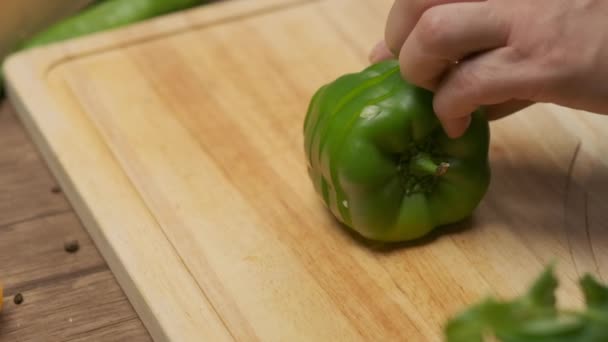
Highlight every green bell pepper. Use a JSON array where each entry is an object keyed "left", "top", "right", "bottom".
[{"left": 303, "top": 60, "right": 491, "bottom": 242}]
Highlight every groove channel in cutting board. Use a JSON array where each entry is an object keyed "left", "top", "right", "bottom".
[
  {"left": 54, "top": 2, "right": 436, "bottom": 340},
  {"left": 6, "top": 0, "right": 608, "bottom": 340}
]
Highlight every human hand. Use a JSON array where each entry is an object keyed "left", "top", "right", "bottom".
[{"left": 372, "top": 0, "right": 608, "bottom": 138}]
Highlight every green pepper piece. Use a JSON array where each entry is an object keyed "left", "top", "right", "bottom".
[{"left": 303, "top": 60, "right": 491, "bottom": 242}]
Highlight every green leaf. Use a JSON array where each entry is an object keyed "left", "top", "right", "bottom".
[
  {"left": 444, "top": 299, "right": 492, "bottom": 342},
  {"left": 581, "top": 274, "right": 608, "bottom": 310},
  {"left": 444, "top": 265, "right": 608, "bottom": 342},
  {"left": 525, "top": 263, "right": 558, "bottom": 308}
]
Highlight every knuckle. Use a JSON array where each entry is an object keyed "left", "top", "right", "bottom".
[
  {"left": 416, "top": 8, "right": 452, "bottom": 51},
  {"left": 453, "top": 66, "right": 486, "bottom": 100},
  {"left": 533, "top": 46, "right": 583, "bottom": 100},
  {"left": 536, "top": 40, "right": 567, "bottom": 66}
]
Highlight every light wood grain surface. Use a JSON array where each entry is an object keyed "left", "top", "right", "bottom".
[
  {"left": 0, "top": 102, "right": 152, "bottom": 341},
  {"left": 5, "top": 0, "right": 608, "bottom": 341}
]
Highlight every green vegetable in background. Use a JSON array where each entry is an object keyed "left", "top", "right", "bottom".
[
  {"left": 15, "top": 0, "right": 205, "bottom": 50},
  {"left": 0, "top": 0, "right": 206, "bottom": 97},
  {"left": 303, "top": 60, "right": 491, "bottom": 242},
  {"left": 445, "top": 264, "right": 608, "bottom": 342}
]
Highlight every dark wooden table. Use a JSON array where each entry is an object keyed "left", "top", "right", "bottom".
[{"left": 0, "top": 100, "right": 152, "bottom": 341}]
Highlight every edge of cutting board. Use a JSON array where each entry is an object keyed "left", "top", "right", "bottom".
[{"left": 3, "top": 0, "right": 317, "bottom": 341}]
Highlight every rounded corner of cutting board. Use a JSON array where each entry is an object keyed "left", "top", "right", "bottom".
[{"left": 5, "top": 0, "right": 325, "bottom": 93}]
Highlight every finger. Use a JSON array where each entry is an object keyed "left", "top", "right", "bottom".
[
  {"left": 433, "top": 47, "right": 535, "bottom": 137},
  {"left": 441, "top": 116, "right": 473, "bottom": 139},
  {"left": 369, "top": 41, "right": 395, "bottom": 63},
  {"left": 385, "top": 0, "right": 484, "bottom": 56},
  {"left": 400, "top": 2, "right": 509, "bottom": 90},
  {"left": 441, "top": 100, "right": 533, "bottom": 138},
  {"left": 385, "top": 0, "right": 416, "bottom": 55}
]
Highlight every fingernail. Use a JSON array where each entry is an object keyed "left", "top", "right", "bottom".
[
  {"left": 443, "top": 117, "right": 472, "bottom": 139},
  {"left": 369, "top": 41, "right": 393, "bottom": 63},
  {"left": 368, "top": 41, "right": 382, "bottom": 62}
]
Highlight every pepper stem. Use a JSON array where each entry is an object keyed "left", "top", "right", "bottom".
[{"left": 410, "top": 153, "right": 450, "bottom": 177}]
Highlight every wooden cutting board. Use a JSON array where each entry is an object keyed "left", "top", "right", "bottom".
[{"left": 4, "top": 0, "right": 608, "bottom": 340}]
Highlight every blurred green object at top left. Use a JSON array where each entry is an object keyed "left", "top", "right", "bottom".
[{"left": 0, "top": 0, "right": 208, "bottom": 97}]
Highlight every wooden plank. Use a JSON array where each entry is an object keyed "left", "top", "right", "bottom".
[
  {"left": 0, "top": 212, "right": 104, "bottom": 290},
  {"left": 4, "top": 0, "right": 608, "bottom": 340},
  {"left": 0, "top": 270, "right": 151, "bottom": 342},
  {"left": 0, "top": 102, "right": 71, "bottom": 227},
  {"left": 0, "top": 100, "right": 151, "bottom": 340},
  {"left": 65, "top": 318, "right": 151, "bottom": 342}
]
